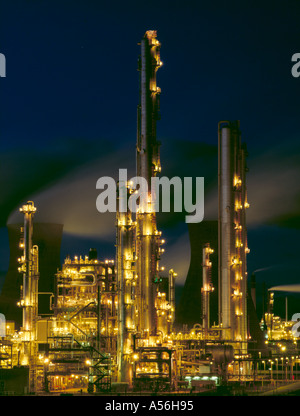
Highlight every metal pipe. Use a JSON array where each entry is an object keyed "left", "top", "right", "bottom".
[
  {"left": 168, "top": 269, "right": 176, "bottom": 332},
  {"left": 57, "top": 273, "right": 97, "bottom": 287}
]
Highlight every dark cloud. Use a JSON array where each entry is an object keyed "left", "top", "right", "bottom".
[
  {"left": 269, "top": 212, "right": 300, "bottom": 229},
  {"left": 0, "top": 137, "right": 116, "bottom": 226},
  {"left": 7, "top": 145, "right": 134, "bottom": 238}
]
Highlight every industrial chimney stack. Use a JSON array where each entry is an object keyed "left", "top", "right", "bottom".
[{"left": 218, "top": 121, "right": 249, "bottom": 353}]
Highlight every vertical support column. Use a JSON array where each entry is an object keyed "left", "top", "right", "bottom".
[{"left": 168, "top": 269, "right": 177, "bottom": 333}]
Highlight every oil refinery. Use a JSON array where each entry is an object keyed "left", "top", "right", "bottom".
[{"left": 0, "top": 30, "right": 299, "bottom": 397}]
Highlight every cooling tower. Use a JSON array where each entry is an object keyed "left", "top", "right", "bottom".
[
  {"left": 175, "top": 221, "right": 218, "bottom": 329},
  {"left": 0, "top": 223, "right": 63, "bottom": 327},
  {"left": 247, "top": 291, "right": 268, "bottom": 357}
]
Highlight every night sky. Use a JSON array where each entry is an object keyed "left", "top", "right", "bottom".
[{"left": 0, "top": 0, "right": 300, "bottom": 320}]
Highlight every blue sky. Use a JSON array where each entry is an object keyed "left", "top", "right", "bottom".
[{"left": 0, "top": 0, "right": 300, "bottom": 317}]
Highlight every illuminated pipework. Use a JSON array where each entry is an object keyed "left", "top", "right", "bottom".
[
  {"left": 156, "top": 291, "right": 169, "bottom": 334},
  {"left": 137, "top": 30, "right": 161, "bottom": 184},
  {"left": 18, "top": 201, "right": 39, "bottom": 392},
  {"left": 54, "top": 256, "right": 116, "bottom": 341},
  {"left": 201, "top": 244, "right": 214, "bottom": 334},
  {"left": 218, "top": 121, "right": 249, "bottom": 350},
  {"left": 18, "top": 202, "right": 39, "bottom": 338},
  {"left": 116, "top": 182, "right": 136, "bottom": 383}
]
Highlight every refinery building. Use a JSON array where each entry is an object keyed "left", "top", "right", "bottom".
[{"left": 0, "top": 30, "right": 299, "bottom": 396}]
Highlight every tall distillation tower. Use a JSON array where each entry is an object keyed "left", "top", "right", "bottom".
[
  {"left": 18, "top": 201, "right": 39, "bottom": 392},
  {"left": 218, "top": 121, "right": 249, "bottom": 353},
  {"left": 116, "top": 30, "right": 168, "bottom": 383},
  {"left": 116, "top": 182, "right": 136, "bottom": 383},
  {"left": 135, "top": 30, "right": 163, "bottom": 336}
]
